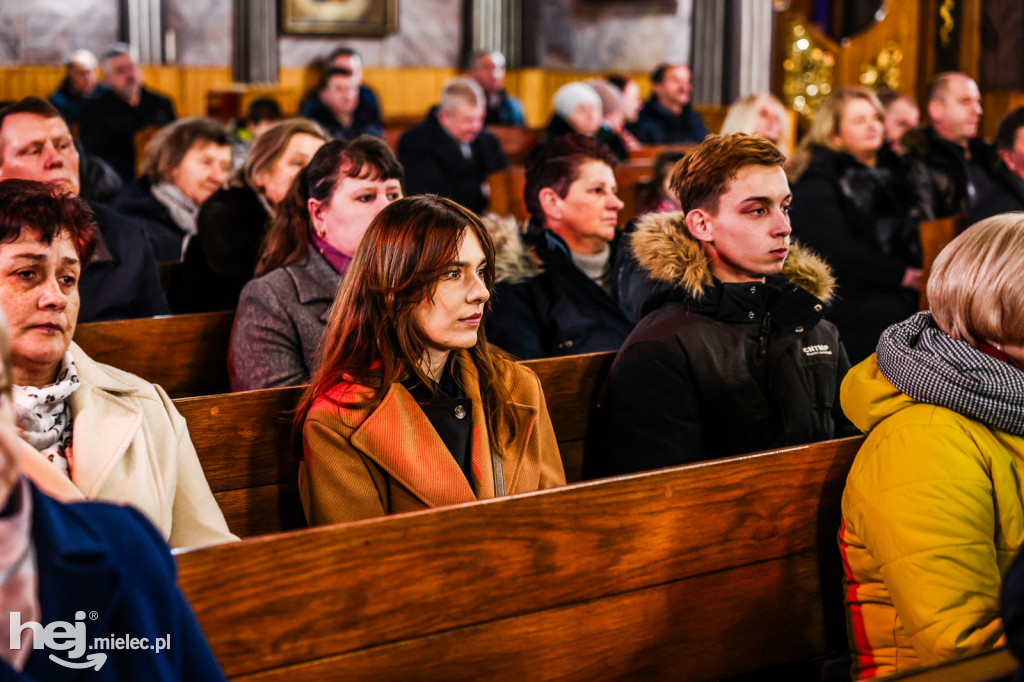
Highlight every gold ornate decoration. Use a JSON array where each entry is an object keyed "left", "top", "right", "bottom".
[
  {"left": 939, "top": 0, "right": 956, "bottom": 48},
  {"left": 860, "top": 41, "right": 903, "bottom": 91},
  {"left": 782, "top": 21, "right": 835, "bottom": 121}
]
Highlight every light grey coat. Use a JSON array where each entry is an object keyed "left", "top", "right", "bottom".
[{"left": 228, "top": 245, "right": 341, "bottom": 391}]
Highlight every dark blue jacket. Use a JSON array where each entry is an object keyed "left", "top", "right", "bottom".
[
  {"left": 48, "top": 79, "right": 89, "bottom": 127},
  {"left": 2, "top": 483, "right": 225, "bottom": 681},
  {"left": 79, "top": 199, "right": 170, "bottom": 322},
  {"left": 487, "top": 219, "right": 636, "bottom": 359},
  {"left": 630, "top": 97, "right": 708, "bottom": 145},
  {"left": 484, "top": 91, "right": 525, "bottom": 127}
]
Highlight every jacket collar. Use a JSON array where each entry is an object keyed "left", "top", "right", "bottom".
[
  {"left": 25, "top": 482, "right": 123, "bottom": 681},
  {"left": 630, "top": 210, "right": 836, "bottom": 304},
  {"left": 67, "top": 343, "right": 143, "bottom": 499},
  {"left": 286, "top": 245, "right": 342, "bottom": 311},
  {"left": 348, "top": 352, "right": 537, "bottom": 507}
]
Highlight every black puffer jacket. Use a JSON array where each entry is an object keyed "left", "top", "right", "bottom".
[
  {"left": 486, "top": 218, "right": 637, "bottom": 360},
  {"left": 902, "top": 125, "right": 996, "bottom": 219},
  {"left": 583, "top": 210, "right": 853, "bottom": 480},
  {"left": 790, "top": 145, "right": 926, "bottom": 362}
]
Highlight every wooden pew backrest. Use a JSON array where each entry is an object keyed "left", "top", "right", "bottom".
[
  {"left": 74, "top": 311, "right": 234, "bottom": 398},
  {"left": 919, "top": 213, "right": 967, "bottom": 311},
  {"left": 176, "top": 351, "right": 615, "bottom": 537},
  {"left": 177, "top": 436, "right": 863, "bottom": 681}
]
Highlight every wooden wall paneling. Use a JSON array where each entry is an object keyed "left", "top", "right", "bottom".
[{"left": 982, "top": 91, "right": 1024, "bottom": 141}]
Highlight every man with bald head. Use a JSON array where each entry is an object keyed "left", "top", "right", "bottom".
[
  {"left": 902, "top": 71, "right": 995, "bottom": 217},
  {"left": 0, "top": 98, "right": 169, "bottom": 321}
]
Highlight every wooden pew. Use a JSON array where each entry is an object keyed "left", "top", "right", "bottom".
[
  {"left": 919, "top": 213, "right": 967, "bottom": 311},
  {"left": 74, "top": 311, "right": 234, "bottom": 398},
  {"left": 177, "top": 435, "right": 862, "bottom": 681},
  {"left": 173, "top": 351, "right": 615, "bottom": 537}
]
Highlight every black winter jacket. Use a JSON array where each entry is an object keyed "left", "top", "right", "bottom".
[
  {"left": 584, "top": 211, "right": 853, "bottom": 480},
  {"left": 396, "top": 108, "right": 507, "bottom": 215},
  {"left": 176, "top": 183, "right": 270, "bottom": 313},
  {"left": 111, "top": 177, "right": 189, "bottom": 262},
  {"left": 902, "top": 125, "right": 996, "bottom": 219},
  {"left": 789, "top": 145, "right": 926, "bottom": 362},
  {"left": 486, "top": 218, "right": 637, "bottom": 359}
]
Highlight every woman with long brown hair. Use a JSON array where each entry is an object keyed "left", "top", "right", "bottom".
[
  {"left": 228, "top": 135, "right": 403, "bottom": 391},
  {"left": 297, "top": 195, "right": 565, "bottom": 524}
]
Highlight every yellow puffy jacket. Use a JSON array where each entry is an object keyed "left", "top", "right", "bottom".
[{"left": 839, "top": 355, "right": 1023, "bottom": 679}]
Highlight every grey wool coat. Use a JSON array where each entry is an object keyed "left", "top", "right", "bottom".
[{"left": 228, "top": 245, "right": 341, "bottom": 391}]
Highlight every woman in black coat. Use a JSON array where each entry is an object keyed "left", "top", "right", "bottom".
[
  {"left": 788, "top": 87, "right": 930, "bottom": 362},
  {"left": 175, "top": 119, "right": 328, "bottom": 312}
]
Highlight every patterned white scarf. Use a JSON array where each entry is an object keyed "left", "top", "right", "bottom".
[{"left": 13, "top": 352, "right": 81, "bottom": 478}]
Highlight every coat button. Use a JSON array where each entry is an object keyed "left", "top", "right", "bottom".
[
  {"left": 795, "top": 326, "right": 804, "bottom": 333},
  {"left": 454, "top": 405, "right": 467, "bottom": 420},
  {"left": 748, "top": 311, "right": 755, "bottom": 319},
  {"left": 813, "top": 304, "right": 822, "bottom": 312}
]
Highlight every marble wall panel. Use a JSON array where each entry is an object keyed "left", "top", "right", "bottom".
[{"left": 537, "top": 0, "right": 693, "bottom": 71}]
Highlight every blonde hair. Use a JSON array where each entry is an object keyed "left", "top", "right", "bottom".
[
  {"left": 235, "top": 118, "right": 329, "bottom": 190},
  {"left": 720, "top": 94, "right": 791, "bottom": 156},
  {"left": 787, "top": 87, "right": 883, "bottom": 181},
  {"left": 928, "top": 213, "right": 1024, "bottom": 346}
]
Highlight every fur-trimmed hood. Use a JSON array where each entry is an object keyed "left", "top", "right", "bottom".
[
  {"left": 481, "top": 213, "right": 543, "bottom": 284},
  {"left": 630, "top": 210, "right": 836, "bottom": 303}
]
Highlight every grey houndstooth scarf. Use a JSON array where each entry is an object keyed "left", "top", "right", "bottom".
[{"left": 875, "top": 311, "right": 1024, "bottom": 436}]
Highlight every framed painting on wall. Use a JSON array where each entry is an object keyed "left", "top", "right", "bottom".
[{"left": 281, "top": 0, "right": 398, "bottom": 36}]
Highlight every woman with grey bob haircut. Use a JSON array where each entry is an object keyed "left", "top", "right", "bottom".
[{"left": 838, "top": 213, "right": 1024, "bottom": 679}]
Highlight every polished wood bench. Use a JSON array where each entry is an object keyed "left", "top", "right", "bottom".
[
  {"left": 177, "top": 435, "right": 862, "bottom": 680},
  {"left": 174, "top": 351, "right": 616, "bottom": 537},
  {"left": 74, "top": 311, "right": 235, "bottom": 398}
]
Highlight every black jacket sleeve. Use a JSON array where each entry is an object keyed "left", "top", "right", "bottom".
[{"left": 584, "top": 338, "right": 706, "bottom": 479}]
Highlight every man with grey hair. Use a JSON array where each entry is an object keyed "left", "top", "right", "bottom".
[
  {"left": 469, "top": 50, "right": 525, "bottom": 127},
  {"left": 48, "top": 49, "right": 98, "bottom": 126},
  {"left": 397, "top": 76, "right": 507, "bottom": 214},
  {"left": 79, "top": 42, "right": 176, "bottom": 183}
]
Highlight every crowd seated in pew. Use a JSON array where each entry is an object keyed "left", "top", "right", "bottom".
[{"left": 0, "top": 180, "right": 234, "bottom": 549}]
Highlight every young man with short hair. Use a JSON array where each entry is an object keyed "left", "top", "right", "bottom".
[
  {"left": 585, "top": 133, "right": 851, "bottom": 479},
  {"left": 631, "top": 63, "right": 709, "bottom": 145}
]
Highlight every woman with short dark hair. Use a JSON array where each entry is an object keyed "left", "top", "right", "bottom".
[
  {"left": 297, "top": 195, "right": 564, "bottom": 524},
  {"left": 0, "top": 179, "right": 233, "bottom": 548},
  {"left": 228, "top": 135, "right": 404, "bottom": 391},
  {"left": 112, "top": 116, "right": 233, "bottom": 261},
  {"left": 486, "top": 133, "right": 637, "bottom": 359}
]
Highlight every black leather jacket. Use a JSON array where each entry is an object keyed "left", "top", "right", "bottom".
[{"left": 902, "top": 125, "right": 996, "bottom": 218}]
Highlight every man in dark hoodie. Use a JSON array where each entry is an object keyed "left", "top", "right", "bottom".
[{"left": 584, "top": 133, "right": 852, "bottom": 479}]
